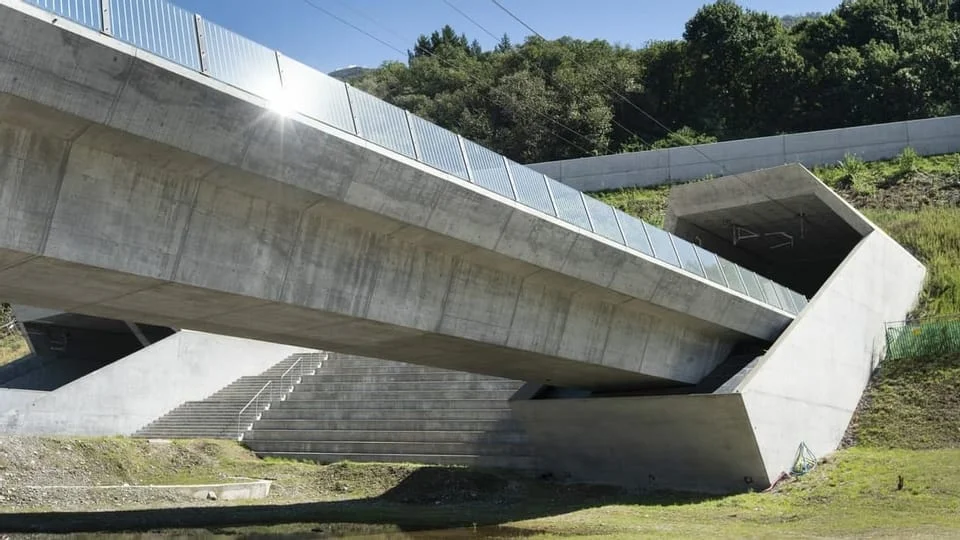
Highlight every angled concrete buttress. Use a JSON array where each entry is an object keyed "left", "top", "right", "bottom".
[
  {"left": 0, "top": 0, "right": 799, "bottom": 390},
  {"left": 511, "top": 165, "right": 926, "bottom": 492}
]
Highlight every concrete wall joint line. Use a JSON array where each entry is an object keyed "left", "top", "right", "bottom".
[
  {"left": 168, "top": 177, "right": 202, "bottom": 281},
  {"left": 37, "top": 138, "right": 76, "bottom": 256}
]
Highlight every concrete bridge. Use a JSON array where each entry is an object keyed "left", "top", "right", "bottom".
[{"left": 0, "top": 0, "right": 803, "bottom": 390}]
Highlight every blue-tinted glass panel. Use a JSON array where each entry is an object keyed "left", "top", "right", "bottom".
[
  {"left": 672, "top": 235, "right": 705, "bottom": 277},
  {"left": 717, "top": 257, "right": 747, "bottom": 295},
  {"left": 757, "top": 275, "right": 783, "bottom": 309},
  {"left": 548, "top": 178, "right": 590, "bottom": 230},
  {"left": 27, "top": 0, "right": 101, "bottom": 29},
  {"left": 739, "top": 268, "right": 767, "bottom": 303},
  {"left": 408, "top": 115, "right": 469, "bottom": 179},
  {"left": 278, "top": 55, "right": 355, "bottom": 134},
  {"left": 508, "top": 162, "right": 555, "bottom": 216},
  {"left": 617, "top": 211, "right": 653, "bottom": 256},
  {"left": 202, "top": 19, "right": 281, "bottom": 99},
  {"left": 347, "top": 86, "right": 416, "bottom": 158},
  {"left": 792, "top": 291, "right": 809, "bottom": 311},
  {"left": 111, "top": 0, "right": 200, "bottom": 70},
  {"left": 583, "top": 196, "right": 624, "bottom": 244},
  {"left": 463, "top": 140, "right": 513, "bottom": 199},
  {"left": 776, "top": 284, "right": 798, "bottom": 314},
  {"left": 644, "top": 223, "right": 680, "bottom": 268},
  {"left": 695, "top": 246, "right": 727, "bottom": 286}
]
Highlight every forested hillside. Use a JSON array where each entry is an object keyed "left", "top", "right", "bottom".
[{"left": 353, "top": 0, "right": 960, "bottom": 164}]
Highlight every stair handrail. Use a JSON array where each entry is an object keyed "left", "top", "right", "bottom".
[
  {"left": 237, "top": 380, "right": 273, "bottom": 441},
  {"left": 279, "top": 357, "right": 303, "bottom": 394}
]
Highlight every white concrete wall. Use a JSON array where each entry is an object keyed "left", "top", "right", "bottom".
[
  {"left": 529, "top": 116, "right": 960, "bottom": 191},
  {"left": 739, "top": 231, "right": 926, "bottom": 480},
  {"left": 0, "top": 388, "right": 45, "bottom": 411},
  {"left": 0, "top": 331, "right": 314, "bottom": 435}
]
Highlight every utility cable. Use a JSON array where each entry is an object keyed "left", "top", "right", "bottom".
[
  {"left": 444, "top": 0, "right": 651, "bottom": 148},
  {"left": 301, "top": 0, "right": 599, "bottom": 156}
]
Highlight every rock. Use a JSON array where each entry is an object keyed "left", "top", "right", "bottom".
[{"left": 206, "top": 491, "right": 218, "bottom": 501}]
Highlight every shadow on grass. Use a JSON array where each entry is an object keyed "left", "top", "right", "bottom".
[{"left": 0, "top": 467, "right": 723, "bottom": 534}]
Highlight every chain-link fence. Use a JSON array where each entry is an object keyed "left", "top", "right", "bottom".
[{"left": 885, "top": 314, "right": 960, "bottom": 360}]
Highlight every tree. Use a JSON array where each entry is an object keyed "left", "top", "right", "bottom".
[{"left": 351, "top": 1, "right": 960, "bottom": 164}]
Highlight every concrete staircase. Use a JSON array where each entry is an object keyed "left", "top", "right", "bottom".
[
  {"left": 242, "top": 354, "right": 537, "bottom": 470},
  {"left": 133, "top": 352, "right": 323, "bottom": 440}
]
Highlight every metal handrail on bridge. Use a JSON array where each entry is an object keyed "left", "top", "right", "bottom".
[{"left": 236, "top": 380, "right": 272, "bottom": 441}]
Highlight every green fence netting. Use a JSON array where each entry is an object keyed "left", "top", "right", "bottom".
[{"left": 885, "top": 314, "right": 960, "bottom": 360}]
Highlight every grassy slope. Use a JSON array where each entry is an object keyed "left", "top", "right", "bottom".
[{"left": 5, "top": 437, "right": 960, "bottom": 538}]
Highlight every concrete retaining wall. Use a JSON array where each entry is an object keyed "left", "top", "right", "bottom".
[
  {"left": 529, "top": 116, "right": 960, "bottom": 191},
  {"left": 739, "top": 230, "right": 926, "bottom": 480},
  {"left": 0, "top": 331, "right": 313, "bottom": 435},
  {"left": 0, "top": 388, "right": 45, "bottom": 411}
]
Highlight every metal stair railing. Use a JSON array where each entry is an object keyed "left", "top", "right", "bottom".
[{"left": 236, "top": 381, "right": 272, "bottom": 441}]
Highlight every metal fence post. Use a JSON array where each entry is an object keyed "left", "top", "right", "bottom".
[
  {"left": 540, "top": 174, "right": 560, "bottom": 218},
  {"left": 456, "top": 135, "right": 474, "bottom": 182},
  {"left": 501, "top": 156, "right": 519, "bottom": 200},
  {"left": 345, "top": 85, "right": 361, "bottom": 136},
  {"left": 579, "top": 193, "right": 596, "bottom": 233},
  {"left": 194, "top": 14, "right": 209, "bottom": 73},
  {"left": 100, "top": 0, "right": 112, "bottom": 35},
  {"left": 404, "top": 111, "right": 421, "bottom": 160}
]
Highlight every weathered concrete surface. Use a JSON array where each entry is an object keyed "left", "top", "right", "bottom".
[
  {"left": 738, "top": 230, "right": 925, "bottom": 481},
  {"left": 664, "top": 165, "right": 869, "bottom": 295},
  {"left": 513, "top": 167, "right": 925, "bottom": 492},
  {"left": 0, "top": 331, "right": 313, "bottom": 435},
  {"left": 0, "top": 1, "right": 793, "bottom": 390},
  {"left": 0, "top": 388, "right": 45, "bottom": 412},
  {"left": 511, "top": 390, "right": 766, "bottom": 493},
  {"left": 528, "top": 117, "right": 960, "bottom": 191},
  {"left": 23, "top": 479, "right": 272, "bottom": 501}
]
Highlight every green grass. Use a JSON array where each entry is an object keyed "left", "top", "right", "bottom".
[
  {"left": 10, "top": 437, "right": 960, "bottom": 538},
  {"left": 0, "top": 332, "right": 29, "bottom": 367},
  {"left": 848, "top": 354, "right": 960, "bottom": 449},
  {"left": 865, "top": 207, "right": 960, "bottom": 317},
  {"left": 591, "top": 184, "right": 670, "bottom": 227}
]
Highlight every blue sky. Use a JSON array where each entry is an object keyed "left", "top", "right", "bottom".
[{"left": 174, "top": 0, "right": 842, "bottom": 73}]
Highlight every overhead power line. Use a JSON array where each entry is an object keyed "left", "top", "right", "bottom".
[
  {"left": 300, "top": 0, "right": 600, "bottom": 156},
  {"left": 441, "top": 0, "right": 500, "bottom": 41},
  {"left": 443, "top": 0, "right": 651, "bottom": 148}
]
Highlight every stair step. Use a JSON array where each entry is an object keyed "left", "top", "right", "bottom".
[
  {"left": 291, "top": 381, "right": 521, "bottom": 392},
  {"left": 285, "top": 390, "right": 518, "bottom": 401},
  {"left": 245, "top": 440, "right": 532, "bottom": 456},
  {"left": 243, "top": 429, "right": 529, "bottom": 444},
  {"left": 251, "top": 419, "right": 522, "bottom": 431},
  {"left": 269, "top": 399, "right": 510, "bottom": 410},
  {"left": 260, "top": 408, "right": 513, "bottom": 421},
  {"left": 254, "top": 452, "right": 538, "bottom": 469}
]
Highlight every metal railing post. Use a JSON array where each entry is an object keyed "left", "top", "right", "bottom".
[
  {"left": 541, "top": 174, "right": 560, "bottom": 218},
  {"left": 457, "top": 135, "right": 474, "bottom": 182},
  {"left": 579, "top": 193, "right": 596, "bottom": 233},
  {"left": 611, "top": 209, "right": 628, "bottom": 246},
  {"left": 344, "top": 85, "right": 361, "bottom": 136},
  {"left": 405, "top": 111, "right": 421, "bottom": 160},
  {"left": 194, "top": 14, "right": 209, "bottom": 74},
  {"left": 501, "top": 156, "right": 519, "bottom": 200},
  {"left": 100, "top": 0, "right": 112, "bottom": 35}
]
